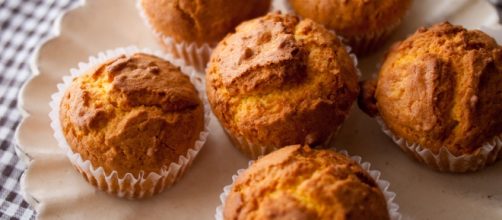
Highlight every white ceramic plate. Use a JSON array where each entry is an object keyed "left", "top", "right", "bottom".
[{"left": 15, "top": 0, "right": 502, "bottom": 219}]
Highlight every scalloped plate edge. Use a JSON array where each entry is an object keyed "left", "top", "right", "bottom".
[{"left": 14, "top": 0, "right": 85, "bottom": 210}]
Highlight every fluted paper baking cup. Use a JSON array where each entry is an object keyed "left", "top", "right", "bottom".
[
  {"left": 49, "top": 46, "right": 211, "bottom": 199},
  {"left": 223, "top": 128, "right": 278, "bottom": 159},
  {"left": 376, "top": 117, "right": 502, "bottom": 172},
  {"left": 223, "top": 126, "right": 340, "bottom": 160},
  {"left": 215, "top": 150, "right": 401, "bottom": 220},
  {"left": 136, "top": 0, "right": 213, "bottom": 72}
]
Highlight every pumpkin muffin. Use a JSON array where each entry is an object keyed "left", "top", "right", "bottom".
[
  {"left": 288, "top": 0, "right": 413, "bottom": 55},
  {"left": 359, "top": 22, "right": 502, "bottom": 172},
  {"left": 206, "top": 12, "right": 359, "bottom": 158},
  {"left": 138, "top": 0, "right": 271, "bottom": 70},
  {"left": 58, "top": 52, "right": 206, "bottom": 198},
  {"left": 222, "top": 145, "right": 390, "bottom": 220}
]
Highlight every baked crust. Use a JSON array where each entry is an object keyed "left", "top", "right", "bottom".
[
  {"left": 288, "top": 0, "right": 412, "bottom": 54},
  {"left": 224, "top": 145, "right": 389, "bottom": 220},
  {"left": 206, "top": 12, "right": 359, "bottom": 149},
  {"left": 59, "top": 53, "right": 204, "bottom": 176},
  {"left": 289, "top": 0, "right": 411, "bottom": 38},
  {"left": 361, "top": 22, "right": 502, "bottom": 155},
  {"left": 140, "top": 0, "right": 271, "bottom": 44}
]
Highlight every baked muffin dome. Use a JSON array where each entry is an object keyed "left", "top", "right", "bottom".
[
  {"left": 206, "top": 12, "right": 359, "bottom": 158},
  {"left": 59, "top": 53, "right": 205, "bottom": 176},
  {"left": 139, "top": 0, "right": 271, "bottom": 44},
  {"left": 223, "top": 145, "right": 390, "bottom": 220},
  {"left": 288, "top": 0, "right": 412, "bottom": 54},
  {"left": 360, "top": 22, "right": 502, "bottom": 158}
]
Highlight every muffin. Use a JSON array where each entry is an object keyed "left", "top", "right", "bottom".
[
  {"left": 206, "top": 12, "right": 360, "bottom": 159},
  {"left": 359, "top": 22, "right": 502, "bottom": 172},
  {"left": 51, "top": 50, "right": 208, "bottom": 198},
  {"left": 220, "top": 145, "right": 392, "bottom": 220},
  {"left": 288, "top": 0, "right": 413, "bottom": 55},
  {"left": 138, "top": 0, "right": 271, "bottom": 70}
]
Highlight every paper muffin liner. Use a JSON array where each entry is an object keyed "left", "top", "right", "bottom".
[
  {"left": 48, "top": 46, "right": 211, "bottom": 199},
  {"left": 136, "top": 0, "right": 213, "bottom": 72},
  {"left": 215, "top": 150, "right": 401, "bottom": 220},
  {"left": 223, "top": 127, "right": 340, "bottom": 160},
  {"left": 376, "top": 117, "right": 502, "bottom": 172}
]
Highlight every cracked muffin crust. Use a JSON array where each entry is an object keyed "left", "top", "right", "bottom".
[
  {"left": 288, "top": 0, "right": 412, "bottom": 55},
  {"left": 359, "top": 22, "right": 502, "bottom": 158},
  {"left": 206, "top": 12, "right": 359, "bottom": 158},
  {"left": 223, "top": 145, "right": 390, "bottom": 220},
  {"left": 59, "top": 53, "right": 205, "bottom": 177},
  {"left": 139, "top": 0, "right": 271, "bottom": 44}
]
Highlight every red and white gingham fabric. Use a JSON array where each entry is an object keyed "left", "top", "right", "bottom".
[{"left": 0, "top": 0, "right": 80, "bottom": 219}]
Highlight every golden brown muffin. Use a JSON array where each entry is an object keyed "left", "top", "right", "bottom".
[
  {"left": 60, "top": 53, "right": 205, "bottom": 177},
  {"left": 288, "top": 0, "right": 412, "bottom": 55},
  {"left": 206, "top": 12, "right": 359, "bottom": 158},
  {"left": 359, "top": 22, "right": 502, "bottom": 170},
  {"left": 224, "top": 145, "right": 390, "bottom": 220},
  {"left": 140, "top": 0, "right": 271, "bottom": 44}
]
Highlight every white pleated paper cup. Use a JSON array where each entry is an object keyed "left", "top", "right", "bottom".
[
  {"left": 215, "top": 150, "right": 401, "bottom": 220},
  {"left": 136, "top": 0, "right": 213, "bottom": 72},
  {"left": 48, "top": 46, "right": 211, "bottom": 199},
  {"left": 222, "top": 126, "right": 340, "bottom": 160},
  {"left": 376, "top": 117, "right": 502, "bottom": 173},
  {"left": 222, "top": 128, "right": 278, "bottom": 160}
]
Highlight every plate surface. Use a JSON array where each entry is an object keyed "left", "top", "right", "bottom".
[{"left": 16, "top": 0, "right": 502, "bottom": 219}]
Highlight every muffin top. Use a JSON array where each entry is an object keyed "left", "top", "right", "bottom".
[
  {"left": 360, "top": 22, "right": 502, "bottom": 155},
  {"left": 206, "top": 12, "right": 359, "bottom": 148},
  {"left": 224, "top": 145, "right": 389, "bottom": 220},
  {"left": 140, "top": 0, "right": 271, "bottom": 44},
  {"left": 59, "top": 53, "right": 205, "bottom": 176},
  {"left": 288, "top": 0, "right": 412, "bottom": 38}
]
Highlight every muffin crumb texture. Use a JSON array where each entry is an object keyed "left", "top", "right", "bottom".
[
  {"left": 224, "top": 145, "right": 389, "bottom": 220},
  {"left": 206, "top": 13, "right": 359, "bottom": 149},
  {"left": 374, "top": 22, "right": 502, "bottom": 155},
  {"left": 59, "top": 53, "right": 204, "bottom": 176}
]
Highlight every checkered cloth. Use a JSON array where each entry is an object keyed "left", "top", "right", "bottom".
[{"left": 0, "top": 0, "right": 80, "bottom": 219}]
